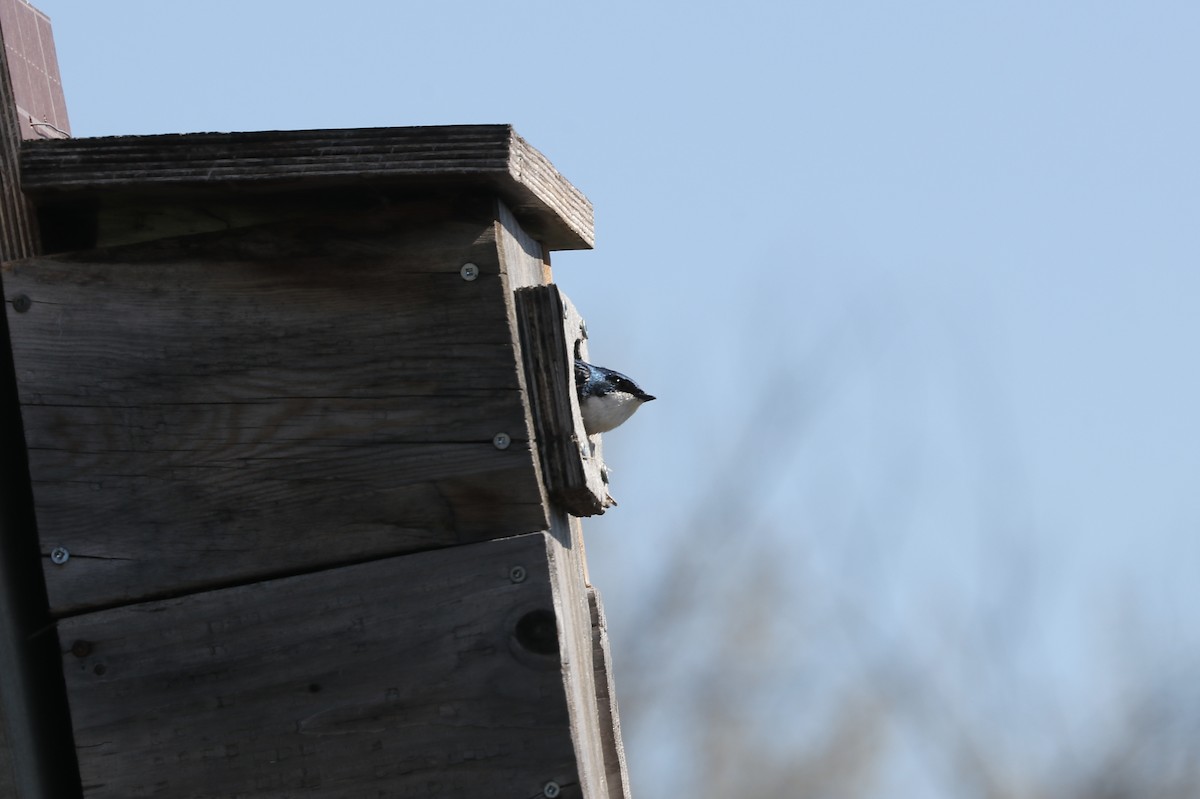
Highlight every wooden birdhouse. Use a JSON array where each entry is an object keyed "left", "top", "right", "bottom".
[{"left": 0, "top": 5, "right": 632, "bottom": 798}]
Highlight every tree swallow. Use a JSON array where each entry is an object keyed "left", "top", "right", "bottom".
[{"left": 574, "top": 359, "right": 656, "bottom": 435}]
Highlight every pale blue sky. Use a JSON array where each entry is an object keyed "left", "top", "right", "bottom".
[{"left": 32, "top": 1, "right": 1200, "bottom": 794}]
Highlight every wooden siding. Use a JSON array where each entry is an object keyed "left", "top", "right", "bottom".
[
  {"left": 60, "top": 532, "right": 585, "bottom": 799},
  {"left": 3, "top": 199, "right": 550, "bottom": 615},
  {"left": 21, "top": 125, "right": 593, "bottom": 251}
]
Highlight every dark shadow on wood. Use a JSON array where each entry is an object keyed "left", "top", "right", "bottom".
[
  {"left": 0, "top": 3, "right": 81, "bottom": 792},
  {"left": 0, "top": 289, "right": 81, "bottom": 797}
]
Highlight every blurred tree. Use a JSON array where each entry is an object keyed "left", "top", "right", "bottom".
[{"left": 604, "top": 327, "right": 1200, "bottom": 798}]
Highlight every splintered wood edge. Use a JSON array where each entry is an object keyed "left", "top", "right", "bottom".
[
  {"left": 559, "top": 292, "right": 613, "bottom": 507},
  {"left": 588, "top": 588, "right": 632, "bottom": 799},
  {"left": 546, "top": 513, "right": 610, "bottom": 799},
  {"left": 20, "top": 124, "right": 595, "bottom": 251},
  {"left": 514, "top": 284, "right": 611, "bottom": 517}
]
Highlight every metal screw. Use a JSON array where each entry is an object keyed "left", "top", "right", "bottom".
[
  {"left": 70, "top": 640, "right": 93, "bottom": 659},
  {"left": 11, "top": 294, "right": 31, "bottom": 313},
  {"left": 460, "top": 263, "right": 479, "bottom": 281},
  {"left": 509, "top": 565, "right": 527, "bottom": 583},
  {"left": 493, "top": 432, "right": 511, "bottom": 450},
  {"left": 49, "top": 546, "right": 70, "bottom": 565},
  {"left": 543, "top": 781, "right": 561, "bottom": 798}
]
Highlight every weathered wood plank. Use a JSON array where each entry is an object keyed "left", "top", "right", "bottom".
[
  {"left": 589, "top": 588, "right": 632, "bottom": 799},
  {"left": 0, "top": 17, "right": 30, "bottom": 778},
  {"left": 21, "top": 125, "right": 594, "bottom": 250},
  {"left": 3, "top": 200, "right": 549, "bottom": 614},
  {"left": 496, "top": 203, "right": 617, "bottom": 795},
  {"left": 545, "top": 512, "right": 610, "bottom": 798},
  {"left": 0, "top": 3, "right": 79, "bottom": 795},
  {"left": 515, "top": 284, "right": 612, "bottom": 516},
  {"left": 59, "top": 532, "right": 587, "bottom": 799},
  {"left": 496, "top": 199, "right": 552, "bottom": 290},
  {"left": 0, "top": 715, "right": 15, "bottom": 798}
]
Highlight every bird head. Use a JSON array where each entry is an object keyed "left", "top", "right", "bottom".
[{"left": 574, "top": 359, "right": 655, "bottom": 435}]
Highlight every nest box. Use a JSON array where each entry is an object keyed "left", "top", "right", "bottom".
[{"left": 0, "top": 125, "right": 632, "bottom": 798}]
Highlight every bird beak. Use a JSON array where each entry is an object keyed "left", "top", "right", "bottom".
[{"left": 641, "top": 394, "right": 656, "bottom": 402}]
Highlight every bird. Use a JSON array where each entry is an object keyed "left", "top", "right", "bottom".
[{"left": 574, "top": 359, "right": 656, "bottom": 435}]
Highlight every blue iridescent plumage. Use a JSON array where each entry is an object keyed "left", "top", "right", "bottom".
[{"left": 574, "top": 359, "right": 655, "bottom": 435}]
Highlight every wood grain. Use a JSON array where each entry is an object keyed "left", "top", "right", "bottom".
[
  {"left": 496, "top": 204, "right": 619, "bottom": 797},
  {"left": 544, "top": 513, "right": 610, "bottom": 798},
  {"left": 21, "top": 125, "right": 594, "bottom": 250},
  {"left": 0, "top": 19, "right": 31, "bottom": 780},
  {"left": 4, "top": 200, "right": 549, "bottom": 614},
  {"left": 59, "top": 532, "right": 586, "bottom": 799},
  {"left": 496, "top": 198, "right": 552, "bottom": 290},
  {"left": 0, "top": 715, "right": 14, "bottom": 798},
  {"left": 0, "top": 5, "right": 79, "bottom": 795},
  {"left": 589, "top": 588, "right": 632, "bottom": 799},
  {"left": 515, "top": 284, "right": 612, "bottom": 516}
]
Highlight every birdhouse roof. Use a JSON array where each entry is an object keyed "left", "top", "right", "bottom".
[{"left": 20, "top": 124, "right": 594, "bottom": 250}]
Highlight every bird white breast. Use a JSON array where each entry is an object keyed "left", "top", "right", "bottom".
[{"left": 580, "top": 392, "right": 646, "bottom": 435}]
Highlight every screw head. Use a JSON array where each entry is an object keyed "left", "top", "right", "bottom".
[
  {"left": 460, "top": 263, "right": 479, "bottom": 281},
  {"left": 543, "top": 781, "right": 561, "bottom": 798},
  {"left": 509, "top": 565, "right": 527, "bottom": 583},
  {"left": 49, "top": 546, "right": 70, "bottom": 565},
  {"left": 493, "top": 432, "right": 511, "bottom": 450},
  {"left": 11, "top": 294, "right": 31, "bottom": 313}
]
